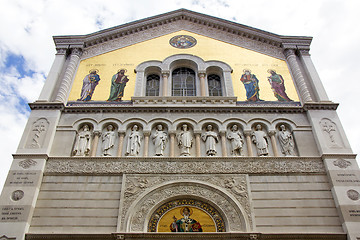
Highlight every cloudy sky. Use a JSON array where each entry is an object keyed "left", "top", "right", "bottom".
[{"left": 0, "top": 0, "right": 359, "bottom": 190}]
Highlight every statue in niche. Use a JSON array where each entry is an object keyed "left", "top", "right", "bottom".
[
  {"left": 170, "top": 207, "right": 203, "bottom": 232},
  {"left": 267, "top": 69, "right": 292, "bottom": 101},
  {"left": 277, "top": 125, "right": 296, "bottom": 156},
  {"left": 27, "top": 118, "right": 49, "bottom": 148},
  {"left": 201, "top": 124, "right": 219, "bottom": 156},
  {"left": 152, "top": 124, "right": 168, "bottom": 156},
  {"left": 73, "top": 124, "right": 92, "bottom": 156},
  {"left": 107, "top": 69, "right": 129, "bottom": 101},
  {"left": 227, "top": 125, "right": 244, "bottom": 156},
  {"left": 77, "top": 69, "right": 101, "bottom": 101},
  {"left": 176, "top": 124, "right": 193, "bottom": 156},
  {"left": 126, "top": 125, "right": 142, "bottom": 156},
  {"left": 251, "top": 124, "right": 269, "bottom": 156},
  {"left": 102, "top": 124, "right": 116, "bottom": 156}
]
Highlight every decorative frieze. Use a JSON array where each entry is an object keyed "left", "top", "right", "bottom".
[{"left": 45, "top": 157, "right": 325, "bottom": 174}]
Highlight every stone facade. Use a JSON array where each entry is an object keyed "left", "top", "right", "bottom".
[{"left": 0, "top": 9, "right": 358, "bottom": 240}]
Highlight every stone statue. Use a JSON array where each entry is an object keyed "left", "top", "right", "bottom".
[
  {"left": 201, "top": 125, "right": 219, "bottom": 156},
  {"left": 251, "top": 124, "right": 269, "bottom": 156},
  {"left": 126, "top": 125, "right": 142, "bottom": 156},
  {"left": 102, "top": 124, "right": 116, "bottom": 156},
  {"left": 176, "top": 124, "right": 193, "bottom": 156},
  {"left": 152, "top": 124, "right": 168, "bottom": 156},
  {"left": 278, "top": 125, "right": 295, "bottom": 156},
  {"left": 73, "top": 124, "right": 92, "bottom": 156},
  {"left": 227, "top": 125, "right": 244, "bottom": 156}
]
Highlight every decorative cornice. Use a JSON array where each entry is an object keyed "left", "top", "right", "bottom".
[
  {"left": 29, "top": 102, "right": 65, "bottom": 110},
  {"left": 52, "top": 9, "right": 312, "bottom": 56},
  {"left": 303, "top": 102, "right": 339, "bottom": 110}
]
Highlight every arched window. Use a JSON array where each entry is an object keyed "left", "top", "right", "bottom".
[
  {"left": 208, "top": 74, "right": 222, "bottom": 96},
  {"left": 146, "top": 74, "right": 160, "bottom": 96},
  {"left": 172, "top": 68, "right": 196, "bottom": 96}
]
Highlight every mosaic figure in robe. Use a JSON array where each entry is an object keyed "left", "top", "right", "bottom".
[
  {"left": 107, "top": 69, "right": 129, "bottom": 101},
  {"left": 170, "top": 207, "right": 203, "bottom": 232},
  {"left": 78, "top": 70, "right": 101, "bottom": 101},
  {"left": 267, "top": 69, "right": 292, "bottom": 101},
  {"left": 240, "top": 69, "right": 262, "bottom": 101}
]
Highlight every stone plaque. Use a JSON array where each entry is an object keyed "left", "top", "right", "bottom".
[
  {"left": 5, "top": 171, "right": 41, "bottom": 187},
  {"left": 340, "top": 205, "right": 360, "bottom": 222},
  {"left": 329, "top": 170, "right": 360, "bottom": 187},
  {"left": 0, "top": 205, "right": 31, "bottom": 222}
]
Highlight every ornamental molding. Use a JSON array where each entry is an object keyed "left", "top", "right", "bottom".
[
  {"left": 121, "top": 175, "right": 252, "bottom": 232},
  {"left": 53, "top": 9, "right": 313, "bottom": 60},
  {"left": 44, "top": 157, "right": 325, "bottom": 175}
]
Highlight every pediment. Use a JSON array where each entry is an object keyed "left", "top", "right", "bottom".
[{"left": 53, "top": 9, "right": 312, "bottom": 60}]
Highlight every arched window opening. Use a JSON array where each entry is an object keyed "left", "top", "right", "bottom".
[
  {"left": 172, "top": 68, "right": 196, "bottom": 96},
  {"left": 146, "top": 74, "right": 160, "bottom": 96},
  {"left": 208, "top": 74, "right": 222, "bottom": 96}
]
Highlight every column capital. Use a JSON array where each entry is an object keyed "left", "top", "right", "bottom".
[
  {"left": 298, "top": 49, "right": 311, "bottom": 57},
  {"left": 143, "top": 131, "right": 151, "bottom": 137},
  {"left": 219, "top": 131, "right": 227, "bottom": 136},
  {"left": 243, "top": 130, "right": 252, "bottom": 137},
  {"left": 168, "top": 131, "right": 177, "bottom": 135},
  {"left": 56, "top": 48, "right": 67, "bottom": 55},
  {"left": 161, "top": 70, "right": 170, "bottom": 77},
  {"left": 93, "top": 130, "right": 101, "bottom": 137},
  {"left": 268, "top": 130, "right": 277, "bottom": 136},
  {"left": 194, "top": 130, "right": 202, "bottom": 135},
  {"left": 71, "top": 48, "right": 83, "bottom": 57},
  {"left": 198, "top": 71, "right": 206, "bottom": 77},
  {"left": 118, "top": 130, "right": 126, "bottom": 136},
  {"left": 283, "top": 48, "right": 296, "bottom": 58}
]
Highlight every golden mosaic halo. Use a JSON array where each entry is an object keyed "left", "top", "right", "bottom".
[
  {"left": 117, "top": 68, "right": 128, "bottom": 73},
  {"left": 89, "top": 69, "right": 99, "bottom": 74},
  {"left": 180, "top": 206, "right": 193, "bottom": 216}
]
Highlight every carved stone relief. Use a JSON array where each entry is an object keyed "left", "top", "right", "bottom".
[
  {"left": 121, "top": 175, "right": 252, "bottom": 233},
  {"left": 18, "top": 159, "right": 37, "bottom": 169},
  {"left": 152, "top": 124, "right": 168, "bottom": 156},
  {"left": 45, "top": 158, "right": 325, "bottom": 175},
  {"left": 251, "top": 124, "right": 269, "bottom": 156},
  {"left": 101, "top": 124, "right": 116, "bottom": 156},
  {"left": 176, "top": 124, "right": 193, "bottom": 156},
  {"left": 277, "top": 124, "right": 296, "bottom": 156},
  {"left": 201, "top": 125, "right": 219, "bottom": 156},
  {"left": 25, "top": 118, "right": 49, "bottom": 149},
  {"left": 227, "top": 125, "right": 244, "bottom": 156},
  {"left": 333, "top": 159, "right": 352, "bottom": 169},
  {"left": 11, "top": 190, "right": 24, "bottom": 201},
  {"left": 319, "top": 118, "right": 343, "bottom": 148},
  {"left": 347, "top": 189, "right": 360, "bottom": 201},
  {"left": 125, "top": 125, "right": 143, "bottom": 157}
]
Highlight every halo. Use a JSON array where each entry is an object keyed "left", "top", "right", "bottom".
[
  {"left": 243, "top": 69, "right": 251, "bottom": 73},
  {"left": 267, "top": 69, "right": 276, "bottom": 74},
  {"left": 89, "top": 69, "right": 99, "bottom": 74},
  {"left": 180, "top": 206, "right": 193, "bottom": 216},
  {"left": 117, "top": 68, "right": 127, "bottom": 73}
]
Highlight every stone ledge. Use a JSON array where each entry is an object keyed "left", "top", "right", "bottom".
[{"left": 25, "top": 233, "right": 347, "bottom": 240}]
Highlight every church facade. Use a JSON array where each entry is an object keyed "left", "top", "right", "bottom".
[{"left": 0, "top": 9, "right": 359, "bottom": 240}]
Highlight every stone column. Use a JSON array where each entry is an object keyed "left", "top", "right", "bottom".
[
  {"left": 169, "top": 131, "right": 176, "bottom": 157},
  {"left": 162, "top": 71, "right": 170, "bottom": 96},
  {"left": 298, "top": 49, "right": 329, "bottom": 102},
  {"left": 194, "top": 131, "right": 202, "bottom": 157},
  {"left": 38, "top": 48, "right": 67, "bottom": 102},
  {"left": 143, "top": 131, "right": 150, "bottom": 157},
  {"left": 284, "top": 48, "right": 312, "bottom": 103},
  {"left": 220, "top": 131, "right": 228, "bottom": 157},
  {"left": 269, "top": 130, "right": 279, "bottom": 157},
  {"left": 55, "top": 48, "right": 83, "bottom": 102},
  {"left": 90, "top": 131, "right": 101, "bottom": 157},
  {"left": 117, "top": 131, "right": 125, "bottom": 157},
  {"left": 198, "top": 71, "right": 207, "bottom": 96},
  {"left": 244, "top": 130, "right": 253, "bottom": 157}
]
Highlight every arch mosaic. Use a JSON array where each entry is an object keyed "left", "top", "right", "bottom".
[{"left": 122, "top": 176, "right": 253, "bottom": 233}]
